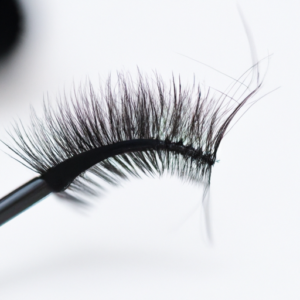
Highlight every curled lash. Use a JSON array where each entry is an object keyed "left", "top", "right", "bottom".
[{"left": 3, "top": 69, "right": 261, "bottom": 203}]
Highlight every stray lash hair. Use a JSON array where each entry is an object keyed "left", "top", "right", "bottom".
[{"left": 0, "top": 65, "right": 262, "bottom": 225}]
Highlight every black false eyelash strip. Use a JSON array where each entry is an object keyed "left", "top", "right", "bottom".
[{"left": 0, "top": 70, "right": 261, "bottom": 225}]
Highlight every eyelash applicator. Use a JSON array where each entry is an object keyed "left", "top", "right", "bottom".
[{"left": 0, "top": 65, "right": 262, "bottom": 226}]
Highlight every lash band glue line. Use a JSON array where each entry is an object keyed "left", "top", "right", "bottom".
[{"left": 0, "top": 139, "right": 213, "bottom": 225}]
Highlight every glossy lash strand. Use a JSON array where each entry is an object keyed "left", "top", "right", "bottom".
[
  {"left": 42, "top": 138, "right": 215, "bottom": 192},
  {"left": 0, "top": 69, "right": 262, "bottom": 225}
]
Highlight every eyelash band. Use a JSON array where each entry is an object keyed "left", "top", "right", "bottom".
[{"left": 0, "top": 68, "right": 262, "bottom": 226}]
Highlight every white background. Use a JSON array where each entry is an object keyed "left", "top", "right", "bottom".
[{"left": 0, "top": 0, "right": 299, "bottom": 299}]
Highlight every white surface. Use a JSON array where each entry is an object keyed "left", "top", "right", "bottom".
[{"left": 0, "top": 0, "right": 299, "bottom": 299}]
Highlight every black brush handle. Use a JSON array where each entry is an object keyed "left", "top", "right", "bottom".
[{"left": 0, "top": 177, "right": 52, "bottom": 225}]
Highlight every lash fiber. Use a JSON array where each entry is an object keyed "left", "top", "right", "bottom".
[{"left": 3, "top": 70, "right": 262, "bottom": 201}]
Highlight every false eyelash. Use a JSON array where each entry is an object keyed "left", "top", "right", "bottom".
[{"left": 3, "top": 68, "right": 262, "bottom": 202}]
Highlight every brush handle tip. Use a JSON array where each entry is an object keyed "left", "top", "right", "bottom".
[{"left": 0, "top": 178, "right": 52, "bottom": 226}]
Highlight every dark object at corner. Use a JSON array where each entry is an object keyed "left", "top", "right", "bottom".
[{"left": 0, "top": 0, "right": 23, "bottom": 59}]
